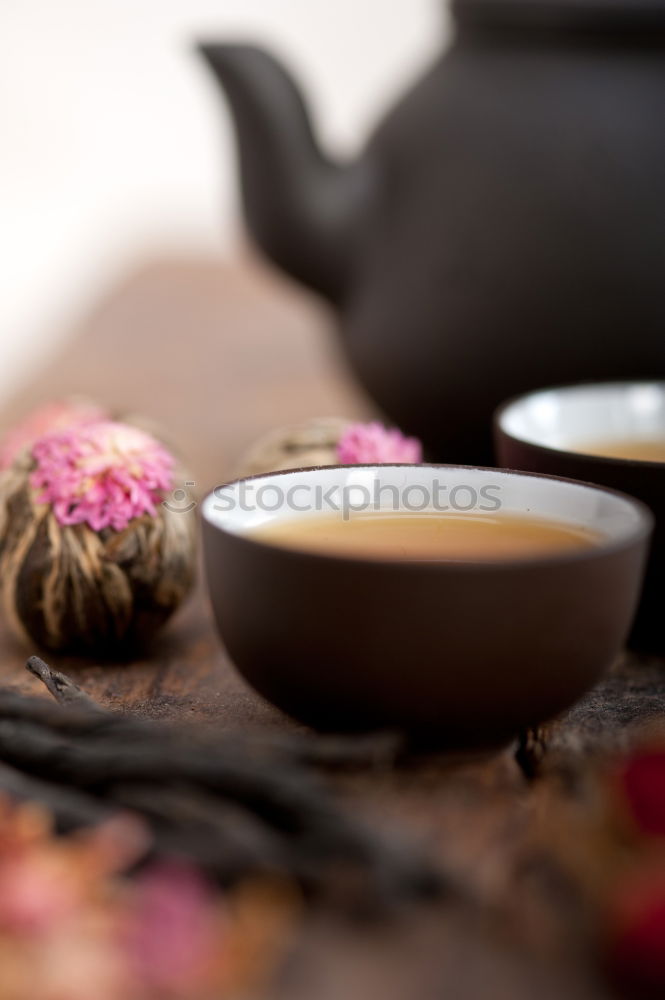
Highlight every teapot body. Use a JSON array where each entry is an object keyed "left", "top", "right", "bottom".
[
  {"left": 344, "top": 27, "right": 665, "bottom": 462},
  {"left": 201, "top": 5, "right": 665, "bottom": 464}
]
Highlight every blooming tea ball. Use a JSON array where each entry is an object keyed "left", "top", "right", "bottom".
[
  {"left": 235, "top": 417, "right": 353, "bottom": 477},
  {"left": 336, "top": 422, "right": 422, "bottom": 464},
  {"left": 235, "top": 417, "right": 422, "bottom": 477},
  {"left": 0, "top": 420, "right": 196, "bottom": 653}
]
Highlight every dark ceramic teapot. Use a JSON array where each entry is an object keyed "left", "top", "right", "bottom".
[{"left": 200, "top": 0, "right": 665, "bottom": 463}]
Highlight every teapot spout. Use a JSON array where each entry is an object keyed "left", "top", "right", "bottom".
[{"left": 198, "top": 43, "right": 371, "bottom": 303}]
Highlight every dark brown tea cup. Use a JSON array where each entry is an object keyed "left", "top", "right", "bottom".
[
  {"left": 202, "top": 465, "right": 651, "bottom": 747},
  {"left": 495, "top": 382, "right": 665, "bottom": 653}
]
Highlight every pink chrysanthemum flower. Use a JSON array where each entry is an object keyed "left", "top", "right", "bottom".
[
  {"left": 30, "top": 421, "right": 175, "bottom": 532},
  {"left": 0, "top": 398, "right": 108, "bottom": 470},
  {"left": 336, "top": 421, "right": 423, "bottom": 465}
]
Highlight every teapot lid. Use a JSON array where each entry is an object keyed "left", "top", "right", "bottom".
[{"left": 453, "top": 0, "right": 665, "bottom": 32}]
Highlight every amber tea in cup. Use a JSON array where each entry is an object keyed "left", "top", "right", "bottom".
[
  {"left": 568, "top": 438, "right": 665, "bottom": 463},
  {"left": 249, "top": 510, "right": 601, "bottom": 561}
]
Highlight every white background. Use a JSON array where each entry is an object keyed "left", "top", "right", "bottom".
[{"left": 0, "top": 0, "right": 448, "bottom": 399}]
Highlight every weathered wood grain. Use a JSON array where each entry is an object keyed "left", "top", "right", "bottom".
[{"left": 0, "top": 253, "right": 661, "bottom": 1000}]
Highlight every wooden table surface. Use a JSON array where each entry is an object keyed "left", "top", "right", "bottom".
[
  {"left": 1, "top": 253, "right": 664, "bottom": 1000},
  {"left": 0, "top": 253, "right": 373, "bottom": 723}
]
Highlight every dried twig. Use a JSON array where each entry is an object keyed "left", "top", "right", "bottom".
[{"left": 26, "top": 656, "right": 109, "bottom": 714}]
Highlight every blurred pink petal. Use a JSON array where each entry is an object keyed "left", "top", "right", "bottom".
[
  {"left": 76, "top": 813, "right": 152, "bottom": 877},
  {"left": 127, "top": 861, "right": 221, "bottom": 991},
  {"left": 336, "top": 421, "right": 422, "bottom": 465},
  {"left": 0, "top": 856, "right": 78, "bottom": 934}
]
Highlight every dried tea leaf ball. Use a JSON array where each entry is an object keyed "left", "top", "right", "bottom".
[
  {"left": 0, "top": 420, "right": 196, "bottom": 654},
  {"left": 234, "top": 417, "right": 353, "bottom": 478},
  {"left": 235, "top": 417, "right": 423, "bottom": 477}
]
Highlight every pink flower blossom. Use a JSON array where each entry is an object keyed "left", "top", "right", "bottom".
[
  {"left": 127, "top": 861, "right": 221, "bottom": 991},
  {"left": 336, "top": 421, "right": 423, "bottom": 465},
  {"left": 0, "top": 399, "right": 108, "bottom": 470},
  {"left": 30, "top": 421, "right": 175, "bottom": 532}
]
